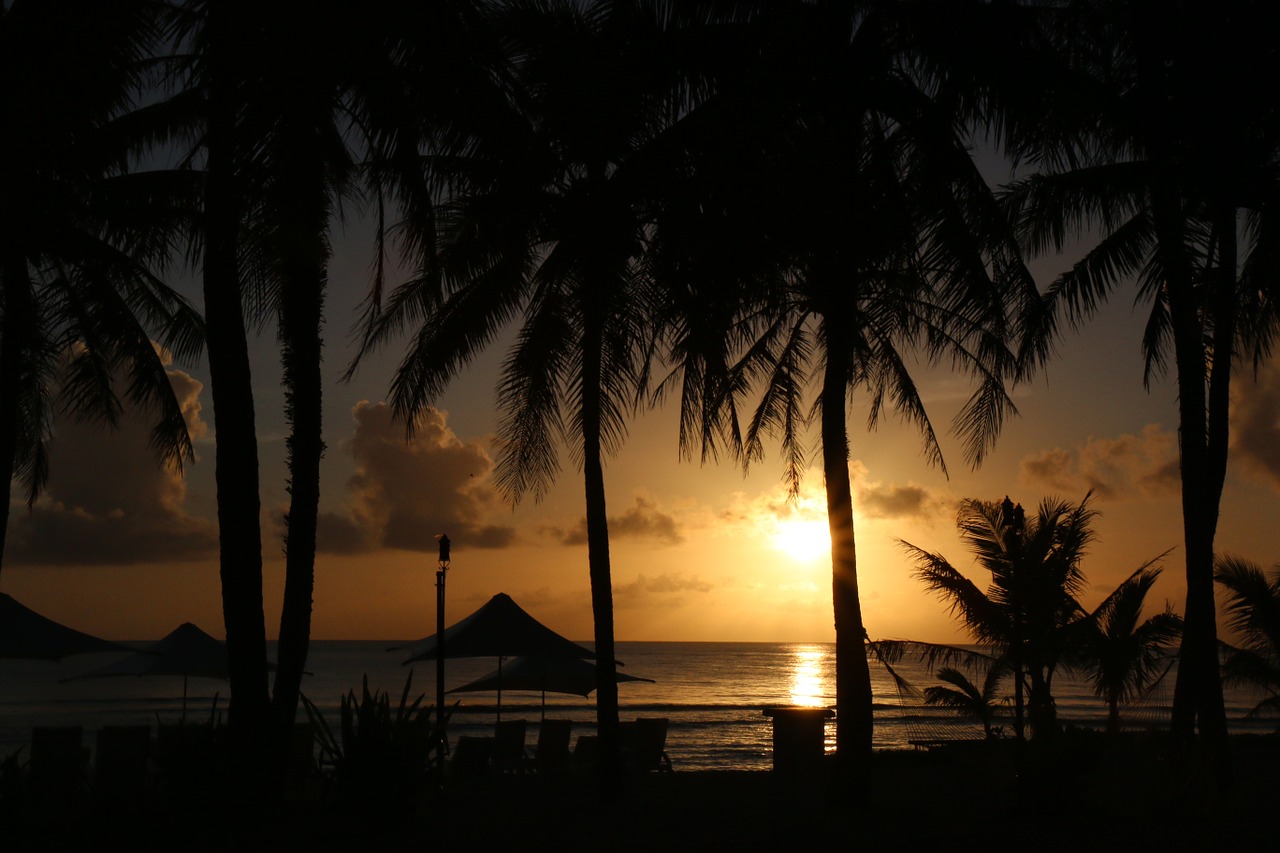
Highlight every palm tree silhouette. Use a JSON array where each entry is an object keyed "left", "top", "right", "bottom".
[
  {"left": 1215, "top": 555, "right": 1280, "bottom": 722},
  {"left": 355, "top": 0, "right": 704, "bottom": 789},
  {"left": 1068, "top": 564, "right": 1182, "bottom": 734},
  {"left": 0, "top": 0, "right": 201, "bottom": 582},
  {"left": 901, "top": 495, "right": 1098, "bottom": 739},
  {"left": 659, "top": 1, "right": 1033, "bottom": 782},
  {"left": 998, "top": 0, "right": 1280, "bottom": 764},
  {"left": 923, "top": 666, "right": 1007, "bottom": 739}
]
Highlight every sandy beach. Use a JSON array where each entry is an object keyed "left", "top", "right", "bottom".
[{"left": 7, "top": 732, "right": 1276, "bottom": 851}]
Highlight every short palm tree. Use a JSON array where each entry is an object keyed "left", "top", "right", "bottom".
[
  {"left": 1067, "top": 564, "right": 1182, "bottom": 734},
  {"left": 0, "top": 0, "right": 201, "bottom": 582},
  {"left": 923, "top": 665, "right": 1007, "bottom": 739},
  {"left": 1215, "top": 555, "right": 1280, "bottom": 722},
  {"left": 901, "top": 495, "right": 1098, "bottom": 739}
]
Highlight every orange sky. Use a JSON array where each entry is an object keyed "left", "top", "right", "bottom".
[{"left": 5, "top": 218, "right": 1280, "bottom": 649}]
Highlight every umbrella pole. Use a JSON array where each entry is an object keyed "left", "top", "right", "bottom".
[
  {"left": 496, "top": 656, "right": 503, "bottom": 725},
  {"left": 182, "top": 672, "right": 188, "bottom": 723}
]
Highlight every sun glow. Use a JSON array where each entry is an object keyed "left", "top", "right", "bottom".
[{"left": 771, "top": 517, "right": 832, "bottom": 563}]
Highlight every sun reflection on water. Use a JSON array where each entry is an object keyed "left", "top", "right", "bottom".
[{"left": 787, "top": 645, "right": 827, "bottom": 707}]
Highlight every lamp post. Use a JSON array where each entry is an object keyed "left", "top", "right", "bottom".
[{"left": 435, "top": 534, "right": 451, "bottom": 726}]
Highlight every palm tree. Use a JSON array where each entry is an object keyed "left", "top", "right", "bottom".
[
  {"left": 1068, "top": 565, "right": 1182, "bottom": 734},
  {"left": 0, "top": 0, "right": 201, "bottom": 583},
  {"left": 923, "top": 665, "right": 1007, "bottom": 739},
  {"left": 1214, "top": 555, "right": 1280, "bottom": 721},
  {"left": 165, "top": 0, "right": 480, "bottom": 773},
  {"left": 165, "top": 0, "right": 274, "bottom": 771},
  {"left": 998, "top": 0, "right": 1280, "bottom": 763},
  {"left": 353, "top": 0, "right": 703, "bottom": 789},
  {"left": 901, "top": 495, "right": 1098, "bottom": 739},
  {"left": 657, "top": 1, "right": 1033, "bottom": 783}
]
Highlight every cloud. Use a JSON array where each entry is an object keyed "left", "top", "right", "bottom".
[
  {"left": 315, "top": 402, "right": 516, "bottom": 554},
  {"left": 614, "top": 572, "right": 715, "bottom": 608},
  {"left": 1018, "top": 424, "right": 1180, "bottom": 499},
  {"left": 857, "top": 482, "right": 947, "bottom": 520},
  {"left": 1232, "top": 359, "right": 1280, "bottom": 490},
  {"left": 6, "top": 366, "right": 217, "bottom": 566},
  {"left": 555, "top": 495, "right": 685, "bottom": 546}
]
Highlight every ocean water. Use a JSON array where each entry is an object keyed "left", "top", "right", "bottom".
[{"left": 1, "top": 641, "right": 1273, "bottom": 772}]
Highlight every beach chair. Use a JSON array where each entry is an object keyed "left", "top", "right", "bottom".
[
  {"left": 624, "top": 717, "right": 673, "bottom": 773},
  {"left": 529, "top": 719, "right": 572, "bottom": 773},
  {"left": 450, "top": 735, "right": 494, "bottom": 782},
  {"left": 492, "top": 718, "right": 528, "bottom": 773},
  {"left": 29, "top": 726, "right": 88, "bottom": 800},
  {"left": 93, "top": 724, "right": 152, "bottom": 800},
  {"left": 571, "top": 734, "right": 599, "bottom": 770}
]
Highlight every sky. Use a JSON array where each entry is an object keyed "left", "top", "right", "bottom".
[{"left": 5, "top": 204, "right": 1280, "bottom": 648}]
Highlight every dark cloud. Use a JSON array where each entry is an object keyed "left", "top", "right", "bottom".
[
  {"left": 556, "top": 495, "right": 684, "bottom": 546},
  {"left": 857, "top": 483, "right": 944, "bottom": 520},
  {"left": 6, "top": 367, "right": 217, "bottom": 566},
  {"left": 1232, "top": 360, "right": 1280, "bottom": 490},
  {"left": 614, "top": 572, "right": 714, "bottom": 608},
  {"left": 1019, "top": 425, "right": 1179, "bottom": 499},
  {"left": 315, "top": 402, "right": 516, "bottom": 554}
]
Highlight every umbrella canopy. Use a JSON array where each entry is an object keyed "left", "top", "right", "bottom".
[
  {"left": 449, "top": 654, "right": 654, "bottom": 721},
  {"left": 61, "top": 622, "right": 252, "bottom": 719},
  {"left": 0, "top": 593, "right": 133, "bottom": 661},
  {"left": 450, "top": 654, "right": 654, "bottom": 699},
  {"left": 396, "top": 593, "right": 595, "bottom": 664}
]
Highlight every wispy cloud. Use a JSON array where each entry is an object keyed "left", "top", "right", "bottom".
[
  {"left": 553, "top": 494, "right": 685, "bottom": 546},
  {"left": 1018, "top": 424, "right": 1180, "bottom": 499}
]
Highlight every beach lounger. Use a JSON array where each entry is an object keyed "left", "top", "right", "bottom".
[
  {"left": 493, "top": 719, "right": 528, "bottom": 773},
  {"left": 529, "top": 719, "right": 572, "bottom": 773},
  {"left": 29, "top": 726, "right": 88, "bottom": 800},
  {"left": 93, "top": 724, "right": 152, "bottom": 799},
  {"left": 450, "top": 735, "right": 494, "bottom": 782},
  {"left": 624, "top": 717, "right": 673, "bottom": 773}
]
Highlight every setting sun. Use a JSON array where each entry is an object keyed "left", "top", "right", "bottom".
[{"left": 771, "top": 517, "right": 832, "bottom": 563}]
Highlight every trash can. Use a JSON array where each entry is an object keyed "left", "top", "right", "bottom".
[{"left": 762, "top": 705, "right": 834, "bottom": 775}]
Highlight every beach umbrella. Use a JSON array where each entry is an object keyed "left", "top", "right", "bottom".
[
  {"left": 0, "top": 593, "right": 134, "bottom": 661},
  {"left": 448, "top": 654, "right": 655, "bottom": 720},
  {"left": 393, "top": 592, "right": 595, "bottom": 723},
  {"left": 61, "top": 622, "right": 266, "bottom": 719},
  {"left": 395, "top": 592, "right": 595, "bottom": 663}
]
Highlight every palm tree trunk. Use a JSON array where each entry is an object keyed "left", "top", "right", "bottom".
[
  {"left": 581, "top": 309, "right": 621, "bottom": 794},
  {"left": 272, "top": 121, "right": 329, "bottom": 761},
  {"left": 0, "top": 252, "right": 32, "bottom": 582},
  {"left": 204, "top": 3, "right": 270, "bottom": 781},
  {"left": 821, "top": 323, "right": 873, "bottom": 786},
  {"left": 1155, "top": 189, "right": 1229, "bottom": 763}
]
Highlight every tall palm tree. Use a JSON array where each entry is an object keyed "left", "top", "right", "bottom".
[
  {"left": 1067, "top": 565, "right": 1182, "bottom": 734},
  {"left": 166, "top": 0, "right": 476, "bottom": 773},
  {"left": 1, "top": 0, "right": 201, "bottom": 583},
  {"left": 1215, "top": 555, "right": 1280, "bottom": 721},
  {"left": 999, "top": 0, "right": 1280, "bottom": 764},
  {"left": 657, "top": 1, "right": 1033, "bottom": 783},
  {"left": 166, "top": 0, "right": 274, "bottom": 772},
  {"left": 353, "top": 0, "right": 703, "bottom": 789}
]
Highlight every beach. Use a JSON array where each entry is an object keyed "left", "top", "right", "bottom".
[{"left": 7, "top": 733, "right": 1277, "bottom": 851}]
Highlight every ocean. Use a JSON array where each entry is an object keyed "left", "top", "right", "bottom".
[{"left": 1, "top": 641, "right": 1273, "bottom": 772}]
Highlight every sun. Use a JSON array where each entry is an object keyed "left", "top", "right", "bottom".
[{"left": 771, "top": 517, "right": 832, "bottom": 563}]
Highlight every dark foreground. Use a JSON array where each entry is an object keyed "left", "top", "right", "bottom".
[{"left": 6, "top": 731, "right": 1277, "bottom": 851}]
